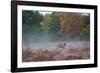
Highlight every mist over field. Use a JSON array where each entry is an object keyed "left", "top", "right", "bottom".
[
  {"left": 23, "top": 41, "right": 89, "bottom": 50},
  {"left": 22, "top": 10, "right": 90, "bottom": 62}
]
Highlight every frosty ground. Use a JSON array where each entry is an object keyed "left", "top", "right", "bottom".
[{"left": 22, "top": 41, "right": 90, "bottom": 62}]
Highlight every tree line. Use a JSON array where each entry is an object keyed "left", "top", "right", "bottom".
[{"left": 22, "top": 10, "right": 90, "bottom": 48}]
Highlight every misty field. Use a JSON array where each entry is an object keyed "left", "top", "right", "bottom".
[
  {"left": 22, "top": 10, "right": 90, "bottom": 62},
  {"left": 22, "top": 41, "right": 90, "bottom": 62}
]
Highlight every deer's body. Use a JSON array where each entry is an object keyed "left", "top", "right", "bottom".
[{"left": 57, "top": 42, "right": 66, "bottom": 49}]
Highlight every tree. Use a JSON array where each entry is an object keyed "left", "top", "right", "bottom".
[
  {"left": 22, "top": 10, "right": 43, "bottom": 49},
  {"left": 47, "top": 14, "right": 60, "bottom": 41},
  {"left": 52, "top": 12, "right": 90, "bottom": 41},
  {"left": 80, "top": 14, "right": 90, "bottom": 40}
]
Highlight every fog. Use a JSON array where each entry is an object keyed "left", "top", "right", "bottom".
[
  {"left": 22, "top": 31, "right": 90, "bottom": 50},
  {"left": 23, "top": 41, "right": 89, "bottom": 49}
]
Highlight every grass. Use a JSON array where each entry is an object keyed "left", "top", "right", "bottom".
[{"left": 22, "top": 47, "right": 90, "bottom": 62}]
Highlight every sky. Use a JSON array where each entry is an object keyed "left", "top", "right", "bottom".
[
  {"left": 39, "top": 11, "right": 53, "bottom": 15},
  {"left": 39, "top": 11, "right": 89, "bottom": 16}
]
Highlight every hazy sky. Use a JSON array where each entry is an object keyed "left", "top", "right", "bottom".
[
  {"left": 39, "top": 11, "right": 89, "bottom": 16},
  {"left": 39, "top": 11, "right": 52, "bottom": 15}
]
